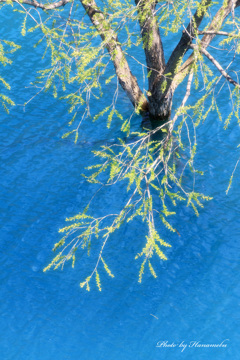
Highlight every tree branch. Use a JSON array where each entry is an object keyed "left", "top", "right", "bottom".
[
  {"left": 135, "top": 0, "right": 165, "bottom": 91},
  {"left": 190, "top": 44, "right": 240, "bottom": 88},
  {"left": 173, "top": 0, "right": 240, "bottom": 90},
  {"left": 0, "top": 0, "right": 72, "bottom": 10},
  {"left": 172, "top": 69, "right": 194, "bottom": 123},
  {"left": 149, "top": 0, "right": 212, "bottom": 118},
  {"left": 80, "top": 0, "right": 148, "bottom": 111},
  {"left": 2, "top": 0, "right": 148, "bottom": 111},
  {"left": 164, "top": 0, "right": 212, "bottom": 80},
  {"left": 198, "top": 30, "right": 240, "bottom": 37}
]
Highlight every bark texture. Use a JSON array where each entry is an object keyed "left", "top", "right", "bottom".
[
  {"left": 148, "top": 0, "right": 212, "bottom": 119},
  {"left": 80, "top": 0, "right": 149, "bottom": 112},
  {"left": 135, "top": 0, "right": 165, "bottom": 92}
]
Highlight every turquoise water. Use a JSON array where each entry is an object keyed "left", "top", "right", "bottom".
[{"left": 1, "top": 6, "right": 240, "bottom": 360}]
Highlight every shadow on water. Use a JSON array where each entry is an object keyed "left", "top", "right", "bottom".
[{"left": 141, "top": 111, "right": 171, "bottom": 142}]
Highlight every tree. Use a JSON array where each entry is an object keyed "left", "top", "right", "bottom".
[{"left": 1, "top": 0, "right": 240, "bottom": 290}]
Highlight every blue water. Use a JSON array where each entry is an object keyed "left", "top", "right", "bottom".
[{"left": 1, "top": 5, "right": 240, "bottom": 360}]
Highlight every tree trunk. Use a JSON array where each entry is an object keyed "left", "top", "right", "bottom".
[
  {"left": 148, "top": 89, "right": 173, "bottom": 125},
  {"left": 142, "top": 94, "right": 173, "bottom": 133},
  {"left": 146, "top": 0, "right": 212, "bottom": 122}
]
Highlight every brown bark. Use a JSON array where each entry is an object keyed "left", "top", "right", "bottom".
[
  {"left": 135, "top": 0, "right": 165, "bottom": 91},
  {"left": 148, "top": 0, "right": 212, "bottom": 120},
  {"left": 80, "top": 0, "right": 148, "bottom": 112}
]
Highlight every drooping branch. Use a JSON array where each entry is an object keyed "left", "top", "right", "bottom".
[
  {"left": 190, "top": 44, "right": 240, "bottom": 88},
  {"left": 1, "top": 0, "right": 148, "bottom": 112},
  {"left": 135, "top": 0, "right": 165, "bottom": 92},
  {"left": 164, "top": 0, "right": 212, "bottom": 82},
  {"left": 80, "top": 0, "right": 148, "bottom": 112},
  {"left": 200, "top": 0, "right": 240, "bottom": 49},
  {"left": 173, "top": 0, "right": 240, "bottom": 91},
  {"left": 171, "top": 69, "right": 194, "bottom": 124},
  {"left": 0, "top": 0, "right": 71, "bottom": 10},
  {"left": 198, "top": 30, "right": 240, "bottom": 37},
  {"left": 149, "top": 0, "right": 212, "bottom": 118}
]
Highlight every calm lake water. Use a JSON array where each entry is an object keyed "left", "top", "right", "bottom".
[{"left": 1, "top": 5, "right": 240, "bottom": 360}]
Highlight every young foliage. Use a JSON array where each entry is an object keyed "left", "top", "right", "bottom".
[
  {"left": 0, "top": 39, "right": 20, "bottom": 112},
  {"left": 1, "top": 0, "right": 240, "bottom": 289}
]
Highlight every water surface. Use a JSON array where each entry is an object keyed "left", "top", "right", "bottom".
[{"left": 1, "top": 6, "right": 240, "bottom": 360}]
